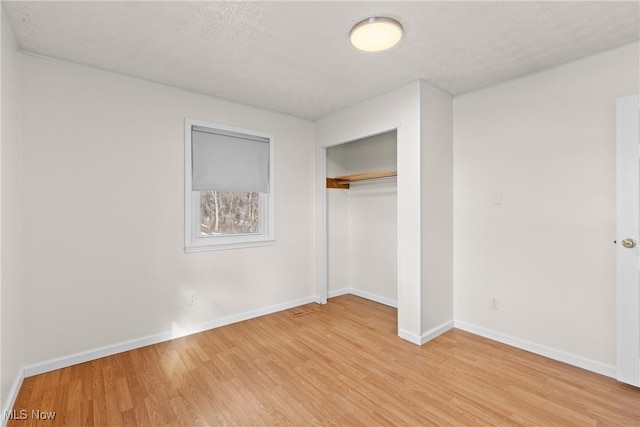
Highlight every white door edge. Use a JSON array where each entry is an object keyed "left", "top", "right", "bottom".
[{"left": 616, "top": 93, "right": 640, "bottom": 386}]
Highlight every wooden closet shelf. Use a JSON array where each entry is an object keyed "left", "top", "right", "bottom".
[{"left": 326, "top": 170, "right": 397, "bottom": 189}]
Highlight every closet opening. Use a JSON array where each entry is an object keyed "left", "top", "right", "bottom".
[{"left": 324, "top": 130, "right": 398, "bottom": 309}]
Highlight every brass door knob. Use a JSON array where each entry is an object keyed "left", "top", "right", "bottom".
[{"left": 622, "top": 238, "right": 637, "bottom": 249}]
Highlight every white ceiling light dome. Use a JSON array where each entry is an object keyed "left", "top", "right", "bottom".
[{"left": 350, "top": 17, "right": 404, "bottom": 52}]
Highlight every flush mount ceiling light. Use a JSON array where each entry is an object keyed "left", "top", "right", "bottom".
[{"left": 349, "top": 17, "right": 403, "bottom": 52}]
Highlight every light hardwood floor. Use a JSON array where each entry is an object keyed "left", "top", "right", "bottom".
[{"left": 9, "top": 295, "right": 640, "bottom": 426}]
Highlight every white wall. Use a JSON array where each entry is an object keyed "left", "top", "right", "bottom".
[
  {"left": 20, "top": 54, "right": 317, "bottom": 366},
  {"left": 348, "top": 180, "right": 397, "bottom": 303},
  {"left": 347, "top": 133, "right": 397, "bottom": 304},
  {"left": 454, "top": 43, "right": 640, "bottom": 369},
  {"left": 326, "top": 132, "right": 397, "bottom": 304},
  {"left": 1, "top": 14, "right": 23, "bottom": 411},
  {"left": 420, "top": 83, "right": 453, "bottom": 333}
]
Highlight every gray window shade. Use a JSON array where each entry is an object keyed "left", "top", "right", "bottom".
[{"left": 192, "top": 126, "right": 270, "bottom": 193}]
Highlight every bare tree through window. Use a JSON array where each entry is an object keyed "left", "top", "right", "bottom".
[{"left": 200, "top": 191, "right": 259, "bottom": 235}]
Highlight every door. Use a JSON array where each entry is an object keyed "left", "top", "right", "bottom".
[{"left": 616, "top": 94, "right": 640, "bottom": 386}]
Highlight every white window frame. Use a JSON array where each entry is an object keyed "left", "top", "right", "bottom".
[{"left": 185, "top": 118, "right": 275, "bottom": 252}]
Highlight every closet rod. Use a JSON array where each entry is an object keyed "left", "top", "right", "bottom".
[{"left": 326, "top": 169, "right": 397, "bottom": 189}]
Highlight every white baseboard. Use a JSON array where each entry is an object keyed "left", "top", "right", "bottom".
[
  {"left": 399, "top": 320, "right": 455, "bottom": 345},
  {"left": 328, "top": 287, "right": 397, "bottom": 308},
  {"left": 454, "top": 321, "right": 616, "bottom": 378},
  {"left": 398, "top": 329, "right": 422, "bottom": 345},
  {"left": 327, "top": 288, "right": 350, "bottom": 298},
  {"left": 2, "top": 369, "right": 25, "bottom": 427},
  {"left": 348, "top": 288, "right": 397, "bottom": 308},
  {"left": 23, "top": 296, "right": 320, "bottom": 378},
  {"left": 421, "top": 320, "right": 455, "bottom": 344}
]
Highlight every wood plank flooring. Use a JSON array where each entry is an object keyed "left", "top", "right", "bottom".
[{"left": 9, "top": 295, "right": 640, "bottom": 426}]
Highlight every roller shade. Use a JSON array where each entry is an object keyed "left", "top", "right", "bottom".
[{"left": 192, "top": 126, "right": 270, "bottom": 193}]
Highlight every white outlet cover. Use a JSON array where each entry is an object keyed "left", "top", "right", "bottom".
[{"left": 189, "top": 292, "right": 197, "bottom": 305}]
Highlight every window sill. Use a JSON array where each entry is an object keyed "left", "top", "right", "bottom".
[{"left": 184, "top": 238, "right": 276, "bottom": 253}]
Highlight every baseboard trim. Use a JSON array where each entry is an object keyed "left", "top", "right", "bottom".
[
  {"left": 398, "top": 329, "right": 422, "bottom": 345},
  {"left": 398, "top": 320, "right": 454, "bottom": 346},
  {"left": 327, "top": 288, "right": 350, "bottom": 298},
  {"left": 23, "top": 296, "right": 320, "bottom": 378},
  {"left": 348, "top": 288, "right": 397, "bottom": 308},
  {"left": 421, "top": 320, "right": 455, "bottom": 344},
  {"left": 454, "top": 321, "right": 616, "bottom": 378},
  {"left": 327, "top": 288, "right": 397, "bottom": 308},
  {"left": 2, "top": 368, "right": 25, "bottom": 427}
]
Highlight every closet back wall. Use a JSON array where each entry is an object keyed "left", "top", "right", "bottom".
[
  {"left": 327, "top": 132, "right": 397, "bottom": 305},
  {"left": 21, "top": 54, "right": 316, "bottom": 367}
]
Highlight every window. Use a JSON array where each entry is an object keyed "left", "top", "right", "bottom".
[{"left": 185, "top": 118, "right": 275, "bottom": 252}]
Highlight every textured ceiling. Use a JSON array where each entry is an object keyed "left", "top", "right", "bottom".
[{"left": 3, "top": 1, "right": 639, "bottom": 120}]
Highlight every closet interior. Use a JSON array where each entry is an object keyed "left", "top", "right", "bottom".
[{"left": 326, "top": 130, "right": 398, "bottom": 307}]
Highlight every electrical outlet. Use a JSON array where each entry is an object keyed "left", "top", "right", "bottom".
[
  {"left": 188, "top": 292, "right": 197, "bottom": 305},
  {"left": 490, "top": 297, "right": 499, "bottom": 310}
]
